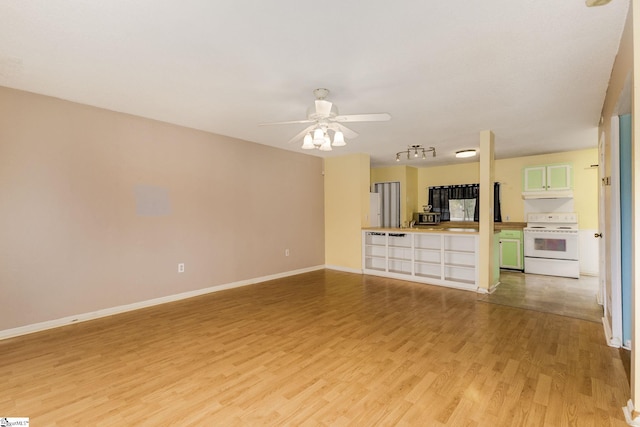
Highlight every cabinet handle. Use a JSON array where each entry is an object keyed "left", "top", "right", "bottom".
[{"left": 594, "top": 233, "right": 602, "bottom": 238}]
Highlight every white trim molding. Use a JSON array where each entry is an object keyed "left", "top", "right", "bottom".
[
  {"left": 623, "top": 399, "right": 640, "bottom": 426},
  {"left": 0, "top": 265, "right": 325, "bottom": 341},
  {"left": 602, "top": 317, "right": 622, "bottom": 348},
  {"left": 477, "top": 280, "right": 501, "bottom": 295},
  {"left": 579, "top": 229, "right": 599, "bottom": 276},
  {"left": 325, "top": 265, "right": 363, "bottom": 274}
]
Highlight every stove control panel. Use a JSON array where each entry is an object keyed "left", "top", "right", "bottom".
[{"left": 527, "top": 212, "right": 578, "bottom": 223}]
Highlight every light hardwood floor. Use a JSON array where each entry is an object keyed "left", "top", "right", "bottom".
[{"left": 1, "top": 270, "right": 630, "bottom": 426}]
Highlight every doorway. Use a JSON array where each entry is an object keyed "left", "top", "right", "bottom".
[{"left": 373, "top": 182, "right": 401, "bottom": 228}]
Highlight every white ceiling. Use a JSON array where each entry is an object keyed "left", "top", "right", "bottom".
[{"left": 0, "top": 0, "right": 629, "bottom": 166}]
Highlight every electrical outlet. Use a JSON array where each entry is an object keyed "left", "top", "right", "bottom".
[
  {"left": 178, "top": 263, "right": 185, "bottom": 273},
  {"left": 285, "top": 249, "right": 290, "bottom": 257}
]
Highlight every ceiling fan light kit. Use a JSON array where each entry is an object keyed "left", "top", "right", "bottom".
[
  {"left": 260, "top": 88, "right": 391, "bottom": 151},
  {"left": 396, "top": 145, "right": 436, "bottom": 162},
  {"left": 301, "top": 127, "right": 343, "bottom": 150}
]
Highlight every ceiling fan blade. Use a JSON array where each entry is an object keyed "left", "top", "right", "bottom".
[
  {"left": 315, "top": 100, "right": 333, "bottom": 116},
  {"left": 328, "top": 123, "right": 359, "bottom": 139},
  {"left": 287, "top": 124, "right": 316, "bottom": 144},
  {"left": 334, "top": 113, "right": 391, "bottom": 122},
  {"left": 259, "top": 119, "right": 314, "bottom": 126}
]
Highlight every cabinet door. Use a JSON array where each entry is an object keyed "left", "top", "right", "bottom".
[
  {"left": 523, "top": 166, "right": 547, "bottom": 192},
  {"left": 499, "top": 238, "right": 522, "bottom": 269},
  {"left": 546, "top": 164, "right": 571, "bottom": 190}
]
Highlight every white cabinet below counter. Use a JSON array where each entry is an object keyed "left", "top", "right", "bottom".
[{"left": 362, "top": 230, "right": 479, "bottom": 291}]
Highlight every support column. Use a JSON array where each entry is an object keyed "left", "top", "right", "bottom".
[
  {"left": 324, "top": 153, "right": 371, "bottom": 272},
  {"left": 478, "top": 130, "right": 498, "bottom": 292}
]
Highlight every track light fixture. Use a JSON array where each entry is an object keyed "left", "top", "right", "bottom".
[{"left": 395, "top": 145, "right": 436, "bottom": 162}]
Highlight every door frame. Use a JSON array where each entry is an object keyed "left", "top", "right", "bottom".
[{"left": 601, "top": 118, "right": 623, "bottom": 348}]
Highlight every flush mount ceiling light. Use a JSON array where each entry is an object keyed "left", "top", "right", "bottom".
[
  {"left": 585, "top": 0, "right": 612, "bottom": 6},
  {"left": 455, "top": 149, "right": 477, "bottom": 158},
  {"left": 395, "top": 145, "right": 436, "bottom": 162}
]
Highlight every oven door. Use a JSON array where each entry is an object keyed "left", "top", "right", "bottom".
[{"left": 524, "top": 229, "right": 579, "bottom": 260}]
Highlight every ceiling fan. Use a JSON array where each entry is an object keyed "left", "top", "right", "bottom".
[{"left": 260, "top": 88, "right": 391, "bottom": 151}]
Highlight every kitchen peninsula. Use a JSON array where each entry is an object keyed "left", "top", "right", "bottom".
[{"left": 362, "top": 226, "right": 503, "bottom": 292}]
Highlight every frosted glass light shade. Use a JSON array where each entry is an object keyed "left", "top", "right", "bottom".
[
  {"left": 301, "top": 133, "right": 314, "bottom": 149},
  {"left": 313, "top": 128, "right": 325, "bottom": 145},
  {"left": 332, "top": 131, "right": 346, "bottom": 146},
  {"left": 319, "top": 136, "right": 332, "bottom": 151}
]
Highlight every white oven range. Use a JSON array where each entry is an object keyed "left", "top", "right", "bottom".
[{"left": 523, "top": 212, "right": 579, "bottom": 279}]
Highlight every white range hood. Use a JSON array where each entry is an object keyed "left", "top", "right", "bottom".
[{"left": 521, "top": 190, "right": 574, "bottom": 199}]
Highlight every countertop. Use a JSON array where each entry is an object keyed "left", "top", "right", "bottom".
[
  {"left": 362, "top": 226, "right": 483, "bottom": 234},
  {"left": 362, "top": 222, "right": 526, "bottom": 234},
  {"left": 415, "top": 221, "right": 526, "bottom": 231},
  {"left": 493, "top": 222, "right": 527, "bottom": 230}
]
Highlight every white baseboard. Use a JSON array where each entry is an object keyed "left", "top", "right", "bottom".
[
  {"left": 0, "top": 265, "right": 325, "bottom": 341},
  {"left": 602, "top": 317, "right": 622, "bottom": 348},
  {"left": 325, "top": 265, "right": 363, "bottom": 274},
  {"left": 477, "top": 280, "right": 501, "bottom": 295},
  {"left": 580, "top": 271, "right": 599, "bottom": 277},
  {"left": 623, "top": 399, "right": 640, "bottom": 426}
]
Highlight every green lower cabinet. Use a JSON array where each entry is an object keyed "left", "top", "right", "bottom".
[{"left": 498, "top": 230, "right": 523, "bottom": 271}]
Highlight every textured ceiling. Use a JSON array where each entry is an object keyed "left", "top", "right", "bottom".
[{"left": 0, "top": 0, "right": 630, "bottom": 166}]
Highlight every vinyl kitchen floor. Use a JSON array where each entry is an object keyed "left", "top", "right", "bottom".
[{"left": 478, "top": 270, "right": 602, "bottom": 323}]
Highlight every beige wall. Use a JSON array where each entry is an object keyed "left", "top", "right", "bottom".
[
  {"left": 370, "top": 165, "right": 419, "bottom": 224},
  {"left": 324, "top": 153, "right": 370, "bottom": 270},
  {"left": 417, "top": 162, "right": 481, "bottom": 208},
  {"left": 412, "top": 148, "right": 599, "bottom": 228},
  {"left": 498, "top": 148, "right": 599, "bottom": 229},
  {"left": 406, "top": 166, "right": 418, "bottom": 220},
  {"left": 0, "top": 86, "right": 325, "bottom": 331}
]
